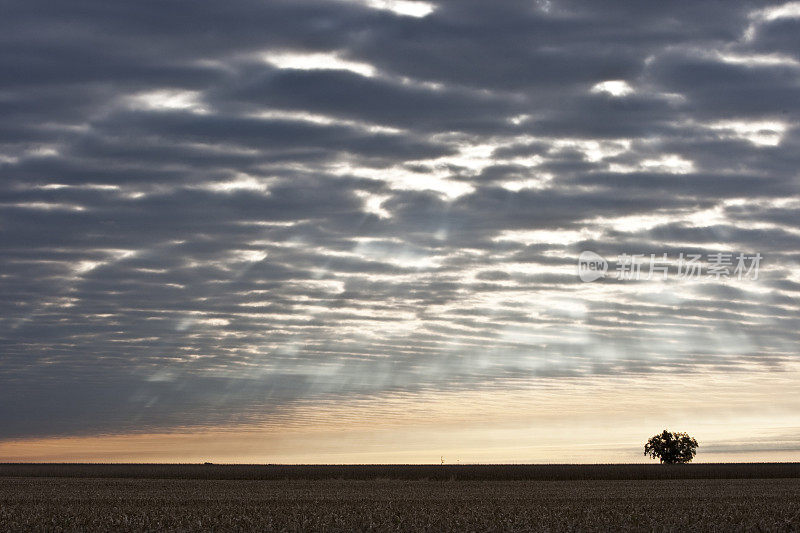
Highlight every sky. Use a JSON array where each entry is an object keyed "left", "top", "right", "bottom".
[{"left": 1, "top": 0, "right": 799, "bottom": 463}]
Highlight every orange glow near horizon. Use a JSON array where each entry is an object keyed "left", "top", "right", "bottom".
[{"left": 3, "top": 367, "right": 799, "bottom": 464}]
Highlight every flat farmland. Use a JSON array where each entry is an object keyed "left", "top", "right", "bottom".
[{"left": 1, "top": 464, "right": 799, "bottom": 531}]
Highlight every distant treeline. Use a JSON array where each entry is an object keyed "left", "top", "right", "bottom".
[{"left": 1, "top": 463, "right": 799, "bottom": 480}]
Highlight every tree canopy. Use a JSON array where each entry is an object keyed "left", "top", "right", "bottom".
[{"left": 644, "top": 430, "right": 698, "bottom": 464}]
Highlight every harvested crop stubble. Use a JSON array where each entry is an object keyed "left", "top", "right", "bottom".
[{"left": 1, "top": 477, "right": 799, "bottom": 531}]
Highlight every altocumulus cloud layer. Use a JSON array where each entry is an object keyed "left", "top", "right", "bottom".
[{"left": 1, "top": 0, "right": 799, "bottom": 439}]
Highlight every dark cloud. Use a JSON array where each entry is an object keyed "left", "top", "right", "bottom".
[
  {"left": 749, "top": 17, "right": 800, "bottom": 58},
  {"left": 645, "top": 51, "right": 800, "bottom": 118},
  {"left": 1, "top": 0, "right": 799, "bottom": 440},
  {"left": 214, "top": 67, "right": 519, "bottom": 134}
]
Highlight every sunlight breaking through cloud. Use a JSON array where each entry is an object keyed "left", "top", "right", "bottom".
[{"left": 1, "top": 0, "right": 799, "bottom": 463}]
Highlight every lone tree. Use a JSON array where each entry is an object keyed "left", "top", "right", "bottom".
[{"left": 644, "top": 430, "right": 698, "bottom": 464}]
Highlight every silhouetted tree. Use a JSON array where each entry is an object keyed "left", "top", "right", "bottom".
[{"left": 644, "top": 430, "right": 698, "bottom": 464}]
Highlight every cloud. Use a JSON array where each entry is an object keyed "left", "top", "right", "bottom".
[{"left": 1, "top": 0, "right": 799, "bottom": 441}]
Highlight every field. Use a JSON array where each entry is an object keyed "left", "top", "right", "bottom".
[{"left": 1, "top": 464, "right": 799, "bottom": 531}]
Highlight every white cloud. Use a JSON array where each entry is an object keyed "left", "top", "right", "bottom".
[
  {"left": 342, "top": 0, "right": 436, "bottom": 18},
  {"left": 262, "top": 51, "right": 377, "bottom": 77},
  {"left": 590, "top": 80, "right": 634, "bottom": 97},
  {"left": 707, "top": 120, "right": 789, "bottom": 147},
  {"left": 126, "top": 90, "right": 207, "bottom": 113}
]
